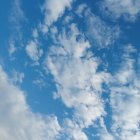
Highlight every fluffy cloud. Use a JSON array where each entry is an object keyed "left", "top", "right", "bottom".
[
  {"left": 41, "top": 0, "right": 74, "bottom": 33},
  {"left": 26, "top": 40, "right": 43, "bottom": 64},
  {"left": 109, "top": 45, "right": 140, "bottom": 140},
  {"left": 101, "top": 0, "right": 140, "bottom": 21},
  {"left": 0, "top": 65, "right": 61, "bottom": 140},
  {"left": 44, "top": 22, "right": 111, "bottom": 138}
]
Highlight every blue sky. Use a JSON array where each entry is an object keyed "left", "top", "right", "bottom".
[{"left": 0, "top": 0, "right": 140, "bottom": 140}]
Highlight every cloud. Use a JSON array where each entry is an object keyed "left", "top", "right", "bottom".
[
  {"left": 41, "top": 0, "right": 74, "bottom": 33},
  {"left": 8, "top": 0, "right": 27, "bottom": 60},
  {"left": 110, "top": 88, "right": 140, "bottom": 140},
  {"left": 25, "top": 40, "right": 43, "bottom": 64},
  {"left": 109, "top": 45, "right": 140, "bottom": 140},
  {"left": 33, "top": 78, "right": 46, "bottom": 88},
  {"left": 11, "top": 70, "right": 24, "bottom": 84},
  {"left": 8, "top": 40, "right": 17, "bottom": 57},
  {"left": 101, "top": 0, "right": 140, "bottom": 21},
  {"left": 10, "top": 0, "right": 25, "bottom": 25},
  {"left": 76, "top": 4, "right": 120, "bottom": 48},
  {"left": 0, "top": 65, "right": 61, "bottom": 140},
  {"left": 44, "top": 22, "right": 111, "bottom": 138},
  {"left": 9, "top": 0, "right": 26, "bottom": 38},
  {"left": 62, "top": 118, "right": 88, "bottom": 140},
  {"left": 99, "top": 118, "right": 114, "bottom": 140}
]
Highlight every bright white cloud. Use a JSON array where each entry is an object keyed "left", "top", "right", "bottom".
[
  {"left": 26, "top": 40, "right": 43, "bottom": 64},
  {"left": 101, "top": 0, "right": 140, "bottom": 21},
  {"left": 0, "top": 65, "right": 61, "bottom": 140},
  {"left": 41, "top": 0, "right": 74, "bottom": 33}
]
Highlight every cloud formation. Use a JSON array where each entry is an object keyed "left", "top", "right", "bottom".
[
  {"left": 41, "top": 0, "right": 74, "bottom": 33},
  {"left": 26, "top": 40, "right": 43, "bottom": 64},
  {"left": 76, "top": 4, "right": 120, "bottom": 48},
  {"left": 2, "top": 0, "right": 140, "bottom": 139},
  {"left": 45, "top": 22, "right": 111, "bottom": 138},
  {"left": 101, "top": 0, "right": 140, "bottom": 21},
  {"left": 0, "top": 65, "right": 61, "bottom": 140},
  {"left": 109, "top": 45, "right": 140, "bottom": 140}
]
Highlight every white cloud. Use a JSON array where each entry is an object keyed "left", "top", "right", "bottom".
[
  {"left": 11, "top": 70, "right": 24, "bottom": 84},
  {"left": 62, "top": 118, "right": 88, "bottom": 140},
  {"left": 99, "top": 118, "right": 114, "bottom": 140},
  {"left": 41, "top": 0, "right": 74, "bottom": 33},
  {"left": 32, "top": 28, "right": 39, "bottom": 39},
  {"left": 110, "top": 88, "right": 140, "bottom": 140},
  {"left": 33, "top": 78, "right": 46, "bottom": 88},
  {"left": 109, "top": 45, "right": 140, "bottom": 140},
  {"left": 44, "top": 23, "right": 111, "bottom": 138},
  {"left": 10, "top": 0, "right": 25, "bottom": 25},
  {"left": 76, "top": 4, "right": 120, "bottom": 48},
  {"left": 114, "top": 45, "right": 136, "bottom": 85},
  {"left": 0, "top": 65, "right": 61, "bottom": 140},
  {"left": 75, "top": 4, "right": 87, "bottom": 17},
  {"left": 9, "top": 0, "right": 26, "bottom": 40},
  {"left": 8, "top": 41, "right": 17, "bottom": 56},
  {"left": 26, "top": 40, "right": 43, "bottom": 64},
  {"left": 101, "top": 0, "right": 140, "bottom": 21}
]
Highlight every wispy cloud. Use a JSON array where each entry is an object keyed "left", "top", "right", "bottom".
[
  {"left": 9, "top": 0, "right": 26, "bottom": 36},
  {"left": 76, "top": 4, "right": 120, "bottom": 48},
  {"left": 101, "top": 0, "right": 140, "bottom": 21}
]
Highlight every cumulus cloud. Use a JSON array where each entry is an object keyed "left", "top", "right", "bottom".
[
  {"left": 0, "top": 65, "right": 61, "bottom": 140},
  {"left": 44, "top": 22, "right": 111, "bottom": 138},
  {"left": 101, "top": 0, "right": 140, "bottom": 21},
  {"left": 26, "top": 40, "right": 43, "bottom": 64},
  {"left": 41, "top": 0, "right": 74, "bottom": 33}
]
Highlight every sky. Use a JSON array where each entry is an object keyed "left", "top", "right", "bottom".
[{"left": 0, "top": 0, "right": 140, "bottom": 140}]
